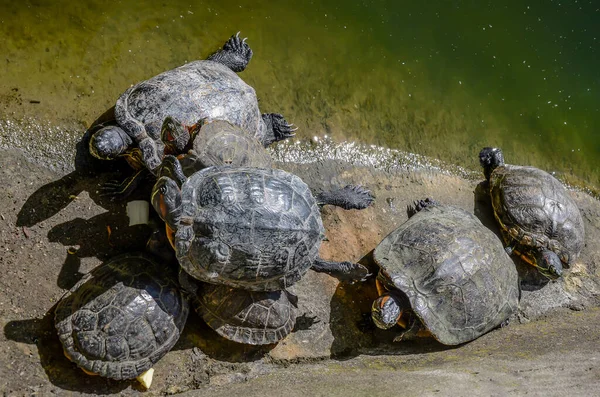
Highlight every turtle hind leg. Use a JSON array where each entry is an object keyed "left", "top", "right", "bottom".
[
  {"left": 207, "top": 32, "right": 253, "bottom": 72},
  {"left": 406, "top": 198, "right": 438, "bottom": 218},
  {"left": 311, "top": 257, "right": 371, "bottom": 282},
  {"left": 316, "top": 185, "right": 375, "bottom": 210},
  {"left": 261, "top": 113, "right": 297, "bottom": 147}
]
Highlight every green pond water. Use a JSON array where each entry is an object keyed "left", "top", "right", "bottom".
[{"left": 0, "top": 1, "right": 598, "bottom": 188}]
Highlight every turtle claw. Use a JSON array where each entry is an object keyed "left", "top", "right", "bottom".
[
  {"left": 99, "top": 180, "right": 128, "bottom": 198},
  {"left": 312, "top": 259, "right": 371, "bottom": 283},
  {"left": 99, "top": 170, "right": 147, "bottom": 199},
  {"left": 209, "top": 32, "right": 253, "bottom": 72},
  {"left": 293, "top": 314, "right": 320, "bottom": 332},
  {"left": 317, "top": 185, "right": 375, "bottom": 210}
]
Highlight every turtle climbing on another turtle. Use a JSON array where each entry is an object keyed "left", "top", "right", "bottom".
[
  {"left": 479, "top": 147, "right": 585, "bottom": 279},
  {"left": 371, "top": 198, "right": 519, "bottom": 346},
  {"left": 168, "top": 118, "right": 273, "bottom": 176},
  {"left": 54, "top": 253, "right": 189, "bottom": 389},
  {"left": 101, "top": 116, "right": 274, "bottom": 197},
  {"left": 151, "top": 155, "right": 374, "bottom": 292},
  {"left": 195, "top": 283, "right": 298, "bottom": 345},
  {"left": 89, "top": 32, "right": 295, "bottom": 174}
]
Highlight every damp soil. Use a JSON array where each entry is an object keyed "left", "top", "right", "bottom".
[{"left": 1, "top": 144, "right": 600, "bottom": 396}]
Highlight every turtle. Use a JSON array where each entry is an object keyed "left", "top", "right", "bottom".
[
  {"left": 150, "top": 155, "right": 375, "bottom": 292},
  {"left": 54, "top": 253, "right": 189, "bottom": 389},
  {"left": 100, "top": 117, "right": 273, "bottom": 197},
  {"left": 479, "top": 147, "right": 585, "bottom": 279},
  {"left": 371, "top": 198, "right": 519, "bottom": 346},
  {"left": 172, "top": 118, "right": 273, "bottom": 176},
  {"left": 89, "top": 32, "right": 295, "bottom": 174},
  {"left": 195, "top": 283, "right": 297, "bottom": 345}
]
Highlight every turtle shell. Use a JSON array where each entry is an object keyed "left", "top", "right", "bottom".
[
  {"left": 117, "top": 60, "right": 266, "bottom": 144},
  {"left": 175, "top": 166, "right": 325, "bottom": 291},
  {"left": 179, "top": 120, "right": 271, "bottom": 176},
  {"left": 373, "top": 204, "right": 519, "bottom": 345},
  {"left": 54, "top": 253, "right": 189, "bottom": 380},
  {"left": 196, "top": 283, "right": 297, "bottom": 345},
  {"left": 489, "top": 164, "right": 585, "bottom": 264}
]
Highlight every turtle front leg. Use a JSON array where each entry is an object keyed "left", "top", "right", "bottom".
[
  {"left": 115, "top": 87, "right": 163, "bottom": 174},
  {"left": 316, "top": 185, "right": 375, "bottom": 210},
  {"left": 311, "top": 257, "right": 371, "bottom": 282},
  {"left": 207, "top": 32, "right": 253, "bottom": 72},
  {"left": 261, "top": 113, "right": 297, "bottom": 147}
]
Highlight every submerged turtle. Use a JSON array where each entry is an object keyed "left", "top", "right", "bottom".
[
  {"left": 479, "top": 147, "right": 585, "bottom": 279},
  {"left": 371, "top": 199, "right": 519, "bottom": 345},
  {"left": 151, "top": 156, "right": 374, "bottom": 291},
  {"left": 89, "top": 32, "right": 295, "bottom": 174},
  {"left": 54, "top": 253, "right": 189, "bottom": 389},
  {"left": 196, "top": 283, "right": 297, "bottom": 345}
]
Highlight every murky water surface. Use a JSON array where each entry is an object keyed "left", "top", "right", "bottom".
[{"left": 0, "top": 1, "right": 598, "bottom": 187}]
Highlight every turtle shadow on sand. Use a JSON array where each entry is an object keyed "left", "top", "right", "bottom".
[
  {"left": 328, "top": 251, "right": 454, "bottom": 360},
  {"left": 15, "top": 107, "right": 162, "bottom": 291},
  {"left": 15, "top": 107, "right": 150, "bottom": 230},
  {"left": 473, "top": 181, "right": 551, "bottom": 292}
]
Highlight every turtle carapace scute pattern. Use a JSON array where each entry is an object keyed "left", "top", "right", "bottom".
[
  {"left": 176, "top": 166, "right": 325, "bottom": 291},
  {"left": 54, "top": 253, "right": 189, "bottom": 380},
  {"left": 373, "top": 202, "right": 519, "bottom": 345}
]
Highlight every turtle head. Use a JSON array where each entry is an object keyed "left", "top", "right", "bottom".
[
  {"left": 479, "top": 147, "right": 505, "bottom": 181},
  {"left": 161, "top": 116, "right": 190, "bottom": 154},
  {"left": 371, "top": 293, "right": 403, "bottom": 330},
  {"left": 535, "top": 249, "right": 563, "bottom": 280},
  {"left": 151, "top": 176, "right": 182, "bottom": 231},
  {"left": 89, "top": 125, "right": 132, "bottom": 160}
]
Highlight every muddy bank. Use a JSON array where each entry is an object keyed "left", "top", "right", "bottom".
[{"left": 0, "top": 146, "right": 599, "bottom": 395}]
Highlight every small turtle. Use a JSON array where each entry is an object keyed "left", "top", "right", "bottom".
[
  {"left": 371, "top": 199, "right": 519, "bottom": 345},
  {"left": 89, "top": 32, "right": 295, "bottom": 174},
  {"left": 172, "top": 118, "right": 272, "bottom": 175},
  {"left": 54, "top": 253, "right": 189, "bottom": 389},
  {"left": 196, "top": 283, "right": 297, "bottom": 345},
  {"left": 101, "top": 117, "right": 273, "bottom": 197},
  {"left": 479, "top": 147, "right": 585, "bottom": 279},
  {"left": 151, "top": 156, "right": 374, "bottom": 291}
]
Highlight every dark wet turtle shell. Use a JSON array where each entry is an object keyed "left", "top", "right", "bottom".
[
  {"left": 489, "top": 164, "right": 585, "bottom": 264},
  {"left": 117, "top": 60, "right": 267, "bottom": 148},
  {"left": 175, "top": 166, "right": 325, "bottom": 291},
  {"left": 179, "top": 120, "right": 271, "bottom": 176},
  {"left": 196, "top": 283, "right": 297, "bottom": 345},
  {"left": 373, "top": 204, "right": 519, "bottom": 345},
  {"left": 55, "top": 253, "right": 189, "bottom": 380}
]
